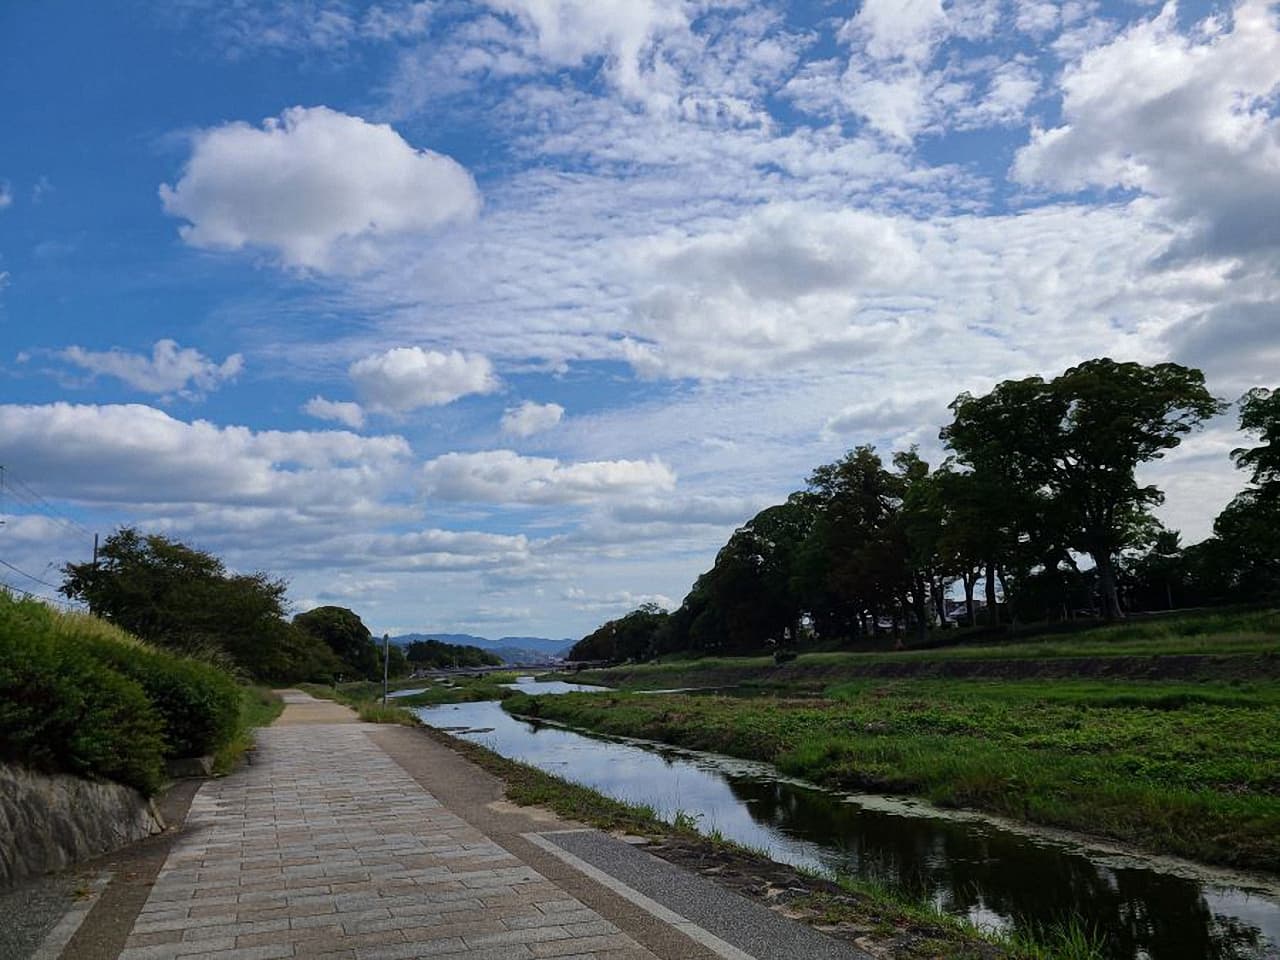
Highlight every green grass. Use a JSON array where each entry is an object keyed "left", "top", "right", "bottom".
[
  {"left": 572, "top": 609, "right": 1280, "bottom": 693},
  {"left": 503, "top": 675, "right": 1280, "bottom": 871},
  {"left": 355, "top": 702, "right": 421, "bottom": 726},
  {"left": 294, "top": 680, "right": 427, "bottom": 725},
  {"left": 303, "top": 672, "right": 520, "bottom": 708},
  {"left": 212, "top": 686, "right": 284, "bottom": 775}
]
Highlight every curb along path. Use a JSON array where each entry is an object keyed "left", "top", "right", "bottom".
[{"left": 111, "top": 691, "right": 866, "bottom": 960}]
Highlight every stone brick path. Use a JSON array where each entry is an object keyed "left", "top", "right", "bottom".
[{"left": 116, "top": 693, "right": 655, "bottom": 960}]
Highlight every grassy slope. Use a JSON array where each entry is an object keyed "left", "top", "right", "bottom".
[
  {"left": 573, "top": 609, "right": 1280, "bottom": 691},
  {"left": 213, "top": 687, "right": 284, "bottom": 774}
]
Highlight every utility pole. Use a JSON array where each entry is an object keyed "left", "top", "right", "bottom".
[
  {"left": 382, "top": 633, "right": 390, "bottom": 705},
  {"left": 89, "top": 533, "right": 99, "bottom": 614}
]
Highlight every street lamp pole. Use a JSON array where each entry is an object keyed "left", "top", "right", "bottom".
[{"left": 382, "top": 633, "right": 390, "bottom": 705}]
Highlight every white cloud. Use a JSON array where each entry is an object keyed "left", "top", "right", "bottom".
[
  {"left": 564, "top": 587, "right": 675, "bottom": 613},
  {"left": 0, "top": 403, "right": 409, "bottom": 508},
  {"left": 160, "top": 106, "right": 480, "bottom": 270},
  {"left": 61, "top": 339, "right": 243, "bottom": 396},
  {"left": 823, "top": 395, "right": 952, "bottom": 439},
  {"left": 481, "top": 0, "right": 691, "bottom": 105},
  {"left": 303, "top": 396, "right": 366, "bottom": 428},
  {"left": 1015, "top": 0, "right": 1060, "bottom": 36},
  {"left": 421, "top": 449, "right": 676, "bottom": 504},
  {"left": 501, "top": 400, "right": 564, "bottom": 436},
  {"left": 0, "top": 181, "right": 11, "bottom": 209},
  {"left": 350, "top": 347, "right": 498, "bottom": 413},
  {"left": 620, "top": 204, "right": 925, "bottom": 378},
  {"left": 1013, "top": 0, "right": 1280, "bottom": 263},
  {"left": 843, "top": 0, "right": 948, "bottom": 63}
]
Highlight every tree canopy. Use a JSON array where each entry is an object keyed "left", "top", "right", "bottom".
[
  {"left": 293, "top": 606, "right": 382, "bottom": 681},
  {"left": 62, "top": 529, "right": 348, "bottom": 683},
  {"left": 575, "top": 358, "right": 1259, "bottom": 659}
]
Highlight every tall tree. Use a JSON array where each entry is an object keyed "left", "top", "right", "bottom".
[
  {"left": 800, "top": 446, "right": 906, "bottom": 642},
  {"left": 293, "top": 606, "right": 381, "bottom": 680},
  {"left": 944, "top": 359, "right": 1223, "bottom": 619},
  {"left": 1233, "top": 387, "right": 1280, "bottom": 493},
  {"left": 60, "top": 528, "right": 335, "bottom": 681}
]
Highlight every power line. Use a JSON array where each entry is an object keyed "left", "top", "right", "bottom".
[
  {"left": 0, "top": 556, "right": 61, "bottom": 591},
  {"left": 0, "top": 467, "right": 95, "bottom": 539},
  {"left": 0, "top": 576, "right": 80, "bottom": 611}
]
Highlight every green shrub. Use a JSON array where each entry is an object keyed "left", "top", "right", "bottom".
[
  {"left": 77, "top": 636, "right": 240, "bottom": 758},
  {"left": 0, "top": 594, "right": 167, "bottom": 793}
]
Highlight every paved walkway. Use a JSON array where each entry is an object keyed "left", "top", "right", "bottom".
[
  {"left": 108, "top": 691, "right": 863, "bottom": 960},
  {"left": 114, "top": 693, "right": 651, "bottom": 960}
]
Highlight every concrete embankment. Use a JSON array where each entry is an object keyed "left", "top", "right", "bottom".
[{"left": 0, "top": 764, "right": 164, "bottom": 889}]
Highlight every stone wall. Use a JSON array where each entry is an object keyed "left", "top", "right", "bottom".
[{"left": 0, "top": 764, "right": 164, "bottom": 888}]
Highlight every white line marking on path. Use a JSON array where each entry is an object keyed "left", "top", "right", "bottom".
[{"left": 521, "top": 831, "right": 756, "bottom": 960}]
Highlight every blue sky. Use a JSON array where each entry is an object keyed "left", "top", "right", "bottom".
[{"left": 1, "top": 0, "right": 1277, "bottom": 638}]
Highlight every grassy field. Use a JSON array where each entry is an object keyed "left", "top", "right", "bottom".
[{"left": 506, "top": 665, "right": 1280, "bottom": 871}]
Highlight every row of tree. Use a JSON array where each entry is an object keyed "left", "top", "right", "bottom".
[
  {"left": 60, "top": 532, "right": 401, "bottom": 683},
  {"left": 570, "top": 360, "right": 1279, "bottom": 661},
  {"left": 403, "top": 637, "right": 502, "bottom": 669}
]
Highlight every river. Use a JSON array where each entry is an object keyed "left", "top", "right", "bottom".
[{"left": 414, "top": 677, "right": 1280, "bottom": 960}]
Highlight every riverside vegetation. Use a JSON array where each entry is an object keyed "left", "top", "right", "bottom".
[
  {"left": 513, "top": 609, "right": 1280, "bottom": 872},
  {"left": 421, "top": 722, "right": 1106, "bottom": 960}
]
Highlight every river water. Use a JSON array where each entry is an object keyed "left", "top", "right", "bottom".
[{"left": 414, "top": 677, "right": 1280, "bottom": 960}]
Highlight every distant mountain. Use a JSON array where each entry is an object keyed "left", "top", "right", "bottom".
[
  {"left": 388, "top": 632, "right": 575, "bottom": 665},
  {"left": 494, "top": 636, "right": 575, "bottom": 657},
  {"left": 390, "top": 632, "right": 488, "bottom": 648}
]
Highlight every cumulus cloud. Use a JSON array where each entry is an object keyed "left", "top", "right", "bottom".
[
  {"left": 350, "top": 347, "right": 498, "bottom": 413},
  {"left": 303, "top": 396, "right": 366, "bottom": 428},
  {"left": 61, "top": 339, "right": 243, "bottom": 397},
  {"left": 842, "top": 0, "right": 948, "bottom": 63},
  {"left": 481, "top": 0, "right": 691, "bottom": 105},
  {"left": 1165, "top": 300, "right": 1280, "bottom": 395},
  {"left": 1013, "top": 0, "right": 1280, "bottom": 263},
  {"left": 0, "top": 403, "right": 409, "bottom": 507},
  {"left": 621, "top": 204, "right": 924, "bottom": 378},
  {"left": 501, "top": 400, "right": 564, "bottom": 437},
  {"left": 160, "top": 105, "right": 480, "bottom": 270},
  {"left": 421, "top": 449, "right": 676, "bottom": 504}
]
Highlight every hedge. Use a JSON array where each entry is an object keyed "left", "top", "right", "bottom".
[
  {"left": 0, "top": 591, "right": 244, "bottom": 793},
  {"left": 0, "top": 595, "right": 167, "bottom": 793},
  {"left": 75, "top": 633, "right": 240, "bottom": 759}
]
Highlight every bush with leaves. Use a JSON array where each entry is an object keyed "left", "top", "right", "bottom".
[{"left": 0, "top": 593, "right": 167, "bottom": 793}]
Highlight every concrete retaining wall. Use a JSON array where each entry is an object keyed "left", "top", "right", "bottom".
[{"left": 0, "top": 764, "right": 164, "bottom": 888}]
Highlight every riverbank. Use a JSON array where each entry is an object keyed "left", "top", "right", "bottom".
[
  {"left": 570, "top": 609, "right": 1280, "bottom": 692},
  {"left": 503, "top": 675, "right": 1280, "bottom": 872},
  {"left": 418, "top": 723, "right": 1100, "bottom": 959}
]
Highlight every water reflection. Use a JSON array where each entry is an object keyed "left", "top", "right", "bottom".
[{"left": 415, "top": 684, "right": 1279, "bottom": 960}]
